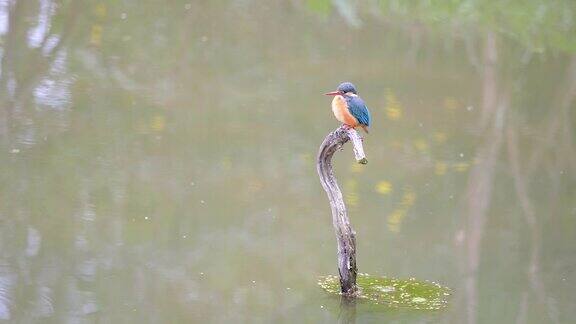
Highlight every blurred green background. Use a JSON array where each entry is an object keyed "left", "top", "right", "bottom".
[{"left": 0, "top": 1, "right": 575, "bottom": 323}]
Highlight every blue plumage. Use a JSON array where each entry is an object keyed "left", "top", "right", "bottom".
[{"left": 345, "top": 96, "right": 371, "bottom": 127}]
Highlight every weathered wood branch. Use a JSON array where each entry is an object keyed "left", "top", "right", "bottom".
[{"left": 317, "top": 125, "right": 367, "bottom": 296}]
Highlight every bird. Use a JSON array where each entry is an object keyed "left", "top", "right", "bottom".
[{"left": 325, "top": 82, "right": 371, "bottom": 134}]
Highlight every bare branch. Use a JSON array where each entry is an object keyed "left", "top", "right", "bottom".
[{"left": 316, "top": 125, "right": 367, "bottom": 296}]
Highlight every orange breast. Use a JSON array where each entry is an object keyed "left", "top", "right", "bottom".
[{"left": 331, "top": 96, "right": 358, "bottom": 126}]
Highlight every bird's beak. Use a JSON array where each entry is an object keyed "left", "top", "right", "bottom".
[{"left": 324, "top": 91, "right": 341, "bottom": 96}]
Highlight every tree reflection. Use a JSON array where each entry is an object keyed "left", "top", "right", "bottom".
[
  {"left": 457, "top": 31, "right": 510, "bottom": 324},
  {"left": 0, "top": 0, "right": 78, "bottom": 145},
  {"left": 455, "top": 32, "right": 574, "bottom": 324}
]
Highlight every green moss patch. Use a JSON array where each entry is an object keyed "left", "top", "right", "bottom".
[{"left": 318, "top": 273, "right": 450, "bottom": 310}]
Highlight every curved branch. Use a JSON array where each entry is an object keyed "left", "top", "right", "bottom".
[{"left": 317, "top": 125, "right": 367, "bottom": 296}]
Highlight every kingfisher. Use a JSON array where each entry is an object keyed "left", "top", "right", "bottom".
[{"left": 325, "top": 82, "right": 371, "bottom": 133}]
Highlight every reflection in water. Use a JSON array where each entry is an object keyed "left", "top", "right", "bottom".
[
  {"left": 0, "top": 267, "right": 14, "bottom": 320},
  {"left": 338, "top": 297, "right": 356, "bottom": 324},
  {"left": 459, "top": 31, "right": 509, "bottom": 323},
  {"left": 27, "top": 0, "right": 53, "bottom": 49},
  {"left": 0, "top": 0, "right": 574, "bottom": 322}
]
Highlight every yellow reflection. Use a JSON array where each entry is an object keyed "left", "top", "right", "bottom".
[
  {"left": 151, "top": 115, "right": 165, "bottom": 132},
  {"left": 435, "top": 162, "right": 447, "bottom": 176},
  {"left": 386, "top": 107, "right": 402, "bottom": 121},
  {"left": 386, "top": 187, "right": 416, "bottom": 233},
  {"left": 387, "top": 209, "right": 405, "bottom": 233},
  {"left": 453, "top": 162, "right": 469, "bottom": 172},
  {"left": 246, "top": 179, "right": 264, "bottom": 195},
  {"left": 443, "top": 97, "right": 459, "bottom": 110},
  {"left": 433, "top": 132, "right": 447, "bottom": 144},
  {"left": 344, "top": 179, "right": 358, "bottom": 207},
  {"left": 384, "top": 89, "right": 403, "bottom": 121},
  {"left": 221, "top": 157, "right": 232, "bottom": 170},
  {"left": 375, "top": 181, "right": 392, "bottom": 195},
  {"left": 350, "top": 162, "right": 364, "bottom": 173},
  {"left": 400, "top": 187, "right": 416, "bottom": 207},
  {"left": 95, "top": 3, "right": 107, "bottom": 17},
  {"left": 90, "top": 25, "right": 103, "bottom": 46},
  {"left": 413, "top": 139, "right": 428, "bottom": 152}
]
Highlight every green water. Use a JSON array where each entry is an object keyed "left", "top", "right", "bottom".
[{"left": 1, "top": 1, "right": 575, "bottom": 323}]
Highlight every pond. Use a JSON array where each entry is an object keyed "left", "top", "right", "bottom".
[{"left": 0, "top": 1, "right": 574, "bottom": 323}]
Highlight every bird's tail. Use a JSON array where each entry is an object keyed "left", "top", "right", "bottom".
[{"left": 360, "top": 125, "right": 369, "bottom": 134}]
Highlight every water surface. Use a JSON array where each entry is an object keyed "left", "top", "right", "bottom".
[{"left": 0, "top": 1, "right": 575, "bottom": 323}]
